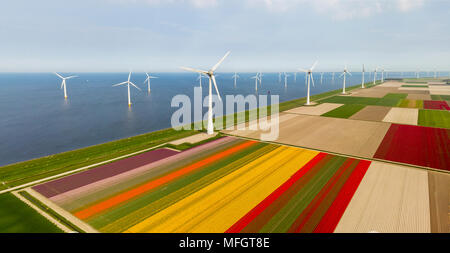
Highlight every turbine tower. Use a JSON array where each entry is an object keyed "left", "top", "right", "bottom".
[
  {"left": 144, "top": 72, "right": 158, "bottom": 93},
  {"left": 320, "top": 72, "right": 324, "bottom": 84},
  {"left": 340, "top": 65, "right": 352, "bottom": 94},
  {"left": 113, "top": 72, "right": 142, "bottom": 107},
  {"left": 181, "top": 51, "right": 231, "bottom": 135},
  {"left": 55, "top": 73, "right": 77, "bottom": 99},
  {"left": 197, "top": 73, "right": 206, "bottom": 88},
  {"left": 361, "top": 64, "right": 365, "bottom": 88},
  {"left": 299, "top": 61, "right": 318, "bottom": 106},
  {"left": 373, "top": 68, "right": 378, "bottom": 85},
  {"left": 251, "top": 73, "right": 260, "bottom": 92},
  {"left": 258, "top": 72, "right": 263, "bottom": 86},
  {"left": 232, "top": 72, "right": 239, "bottom": 88},
  {"left": 284, "top": 72, "right": 290, "bottom": 88}
]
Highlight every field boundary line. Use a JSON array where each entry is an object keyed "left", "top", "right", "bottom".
[
  {"left": 24, "top": 188, "right": 98, "bottom": 233},
  {"left": 0, "top": 143, "right": 167, "bottom": 195},
  {"left": 12, "top": 190, "right": 73, "bottom": 233}
]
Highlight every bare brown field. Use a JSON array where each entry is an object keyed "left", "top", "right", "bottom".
[
  {"left": 334, "top": 162, "right": 431, "bottom": 233},
  {"left": 224, "top": 113, "right": 391, "bottom": 158},
  {"left": 351, "top": 89, "right": 388, "bottom": 98},
  {"left": 407, "top": 94, "right": 432, "bottom": 100},
  {"left": 428, "top": 171, "right": 450, "bottom": 233},
  {"left": 349, "top": 106, "right": 391, "bottom": 122}
]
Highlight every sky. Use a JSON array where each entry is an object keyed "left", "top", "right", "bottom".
[{"left": 0, "top": 0, "right": 449, "bottom": 72}]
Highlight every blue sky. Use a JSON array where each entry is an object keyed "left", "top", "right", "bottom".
[{"left": 1, "top": 0, "right": 449, "bottom": 72}]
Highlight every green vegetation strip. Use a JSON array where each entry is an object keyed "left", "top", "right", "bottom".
[
  {"left": 431, "top": 95, "right": 450, "bottom": 101},
  {"left": 18, "top": 191, "right": 84, "bottom": 233},
  {"left": 0, "top": 193, "right": 62, "bottom": 233},
  {"left": 321, "top": 104, "right": 366, "bottom": 119},
  {"left": 402, "top": 85, "right": 428, "bottom": 88},
  {"left": 418, "top": 110, "right": 450, "bottom": 129}
]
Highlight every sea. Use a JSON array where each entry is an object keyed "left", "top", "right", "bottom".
[{"left": 0, "top": 71, "right": 418, "bottom": 166}]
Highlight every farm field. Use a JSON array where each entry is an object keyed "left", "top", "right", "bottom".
[
  {"left": 30, "top": 136, "right": 377, "bottom": 233},
  {"left": 0, "top": 193, "right": 62, "bottom": 233},
  {"left": 321, "top": 104, "right": 366, "bottom": 119},
  {"left": 30, "top": 135, "right": 450, "bottom": 233},
  {"left": 418, "top": 110, "right": 450, "bottom": 129}
]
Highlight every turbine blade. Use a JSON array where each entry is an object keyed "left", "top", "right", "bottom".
[
  {"left": 298, "top": 68, "right": 309, "bottom": 73},
  {"left": 129, "top": 82, "right": 142, "bottom": 91},
  {"left": 112, "top": 81, "right": 128, "bottom": 87},
  {"left": 211, "top": 51, "right": 231, "bottom": 72},
  {"left": 128, "top": 72, "right": 131, "bottom": 82},
  {"left": 180, "top": 66, "right": 208, "bottom": 74},
  {"left": 340, "top": 72, "right": 345, "bottom": 78},
  {"left": 348, "top": 71, "right": 352, "bottom": 76},
  {"left": 54, "top": 72, "right": 63, "bottom": 79},
  {"left": 65, "top": 76, "right": 78, "bottom": 80},
  {"left": 311, "top": 74, "right": 315, "bottom": 87},
  {"left": 311, "top": 60, "right": 319, "bottom": 71},
  {"left": 211, "top": 75, "right": 221, "bottom": 101}
]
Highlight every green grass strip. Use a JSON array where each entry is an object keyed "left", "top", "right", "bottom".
[
  {"left": 18, "top": 191, "right": 84, "bottom": 233},
  {"left": 321, "top": 104, "right": 366, "bottom": 119},
  {"left": 259, "top": 156, "right": 347, "bottom": 233},
  {"left": 383, "top": 93, "right": 408, "bottom": 100},
  {"left": 0, "top": 193, "right": 62, "bottom": 233},
  {"left": 401, "top": 85, "right": 429, "bottom": 88},
  {"left": 431, "top": 95, "right": 450, "bottom": 101},
  {"left": 418, "top": 110, "right": 450, "bottom": 129}
]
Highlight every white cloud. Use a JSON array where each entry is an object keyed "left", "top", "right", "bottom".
[
  {"left": 247, "top": 0, "right": 426, "bottom": 19},
  {"left": 108, "top": 0, "right": 217, "bottom": 8}
]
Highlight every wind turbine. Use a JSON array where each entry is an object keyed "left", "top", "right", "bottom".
[
  {"left": 299, "top": 61, "right": 318, "bottom": 106},
  {"left": 258, "top": 72, "right": 263, "bottom": 86},
  {"left": 361, "top": 64, "right": 365, "bottom": 88},
  {"left": 380, "top": 67, "right": 385, "bottom": 83},
  {"left": 320, "top": 72, "right": 324, "bottom": 84},
  {"left": 340, "top": 65, "right": 352, "bottom": 94},
  {"left": 113, "top": 72, "right": 142, "bottom": 107},
  {"left": 251, "top": 73, "right": 260, "bottom": 92},
  {"left": 232, "top": 72, "right": 239, "bottom": 88},
  {"left": 332, "top": 72, "right": 335, "bottom": 82},
  {"left": 181, "top": 51, "right": 230, "bottom": 135},
  {"left": 278, "top": 72, "right": 282, "bottom": 83},
  {"left": 294, "top": 72, "right": 297, "bottom": 82},
  {"left": 144, "top": 72, "right": 158, "bottom": 93},
  {"left": 373, "top": 67, "right": 378, "bottom": 85},
  {"left": 284, "top": 72, "right": 290, "bottom": 88},
  {"left": 55, "top": 73, "right": 78, "bottom": 99}
]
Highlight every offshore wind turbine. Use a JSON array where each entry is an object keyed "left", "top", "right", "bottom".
[
  {"left": 284, "top": 72, "right": 290, "bottom": 88},
  {"left": 361, "top": 64, "right": 366, "bottom": 88},
  {"left": 258, "top": 71, "right": 263, "bottom": 86},
  {"left": 113, "top": 72, "right": 141, "bottom": 107},
  {"left": 320, "top": 72, "right": 324, "bottom": 84},
  {"left": 373, "top": 67, "right": 378, "bottom": 85},
  {"left": 278, "top": 72, "right": 282, "bottom": 83},
  {"left": 340, "top": 65, "right": 352, "bottom": 94},
  {"left": 55, "top": 73, "right": 78, "bottom": 99},
  {"left": 181, "top": 51, "right": 230, "bottom": 135},
  {"left": 232, "top": 72, "right": 239, "bottom": 88},
  {"left": 299, "top": 61, "right": 318, "bottom": 106},
  {"left": 251, "top": 73, "right": 260, "bottom": 92},
  {"left": 144, "top": 72, "right": 158, "bottom": 93}
]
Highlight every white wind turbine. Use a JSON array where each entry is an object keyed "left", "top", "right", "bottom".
[
  {"left": 380, "top": 67, "right": 385, "bottom": 83},
  {"left": 278, "top": 72, "right": 282, "bottom": 83},
  {"left": 181, "top": 51, "right": 231, "bottom": 135},
  {"left": 258, "top": 71, "right": 263, "bottom": 86},
  {"left": 55, "top": 73, "right": 78, "bottom": 99},
  {"left": 340, "top": 65, "right": 352, "bottom": 94},
  {"left": 113, "top": 72, "right": 142, "bottom": 107},
  {"left": 284, "top": 72, "right": 290, "bottom": 88},
  {"left": 232, "top": 72, "right": 239, "bottom": 88},
  {"left": 144, "top": 72, "right": 158, "bottom": 93},
  {"left": 361, "top": 64, "right": 366, "bottom": 88},
  {"left": 299, "top": 61, "right": 318, "bottom": 106},
  {"left": 294, "top": 72, "right": 297, "bottom": 82},
  {"left": 373, "top": 67, "right": 378, "bottom": 85},
  {"left": 251, "top": 73, "right": 260, "bottom": 92},
  {"left": 320, "top": 72, "right": 324, "bottom": 84}
]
